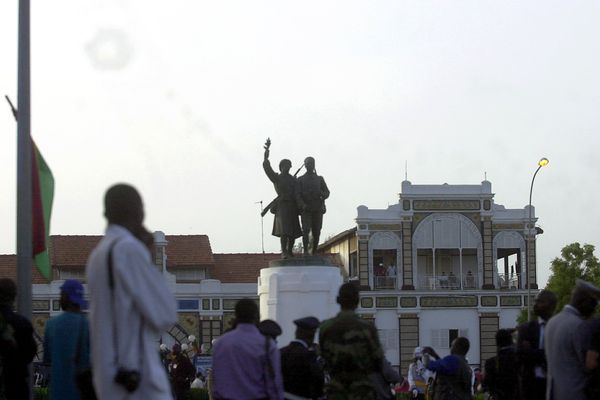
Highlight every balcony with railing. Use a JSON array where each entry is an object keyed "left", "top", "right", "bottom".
[
  {"left": 497, "top": 273, "right": 520, "bottom": 290},
  {"left": 374, "top": 274, "right": 397, "bottom": 289},
  {"left": 417, "top": 273, "right": 478, "bottom": 290}
]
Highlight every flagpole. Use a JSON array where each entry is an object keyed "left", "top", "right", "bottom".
[
  {"left": 16, "top": 1, "right": 33, "bottom": 398},
  {"left": 16, "top": 0, "right": 32, "bottom": 321}
]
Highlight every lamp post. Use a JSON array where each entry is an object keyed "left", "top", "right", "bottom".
[{"left": 527, "top": 157, "right": 549, "bottom": 320}]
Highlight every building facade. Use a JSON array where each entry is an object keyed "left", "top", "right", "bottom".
[
  {"left": 0, "top": 234, "right": 283, "bottom": 362},
  {"left": 319, "top": 180, "right": 541, "bottom": 372}
]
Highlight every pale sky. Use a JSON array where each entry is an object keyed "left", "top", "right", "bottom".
[{"left": 1, "top": 1, "right": 599, "bottom": 287}]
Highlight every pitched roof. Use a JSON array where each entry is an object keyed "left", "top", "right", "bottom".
[
  {"left": 49, "top": 235, "right": 214, "bottom": 269},
  {"left": 318, "top": 227, "right": 357, "bottom": 250},
  {"left": 0, "top": 255, "right": 48, "bottom": 284},
  {"left": 211, "top": 253, "right": 281, "bottom": 283},
  {"left": 50, "top": 236, "right": 101, "bottom": 267},
  {"left": 164, "top": 235, "right": 213, "bottom": 268}
]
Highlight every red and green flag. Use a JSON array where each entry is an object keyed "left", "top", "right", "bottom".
[
  {"left": 31, "top": 140, "right": 54, "bottom": 280},
  {"left": 6, "top": 96, "right": 54, "bottom": 280}
]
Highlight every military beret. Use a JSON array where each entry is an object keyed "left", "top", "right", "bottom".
[
  {"left": 576, "top": 279, "right": 600, "bottom": 299},
  {"left": 258, "top": 319, "right": 282, "bottom": 339},
  {"left": 293, "top": 316, "right": 320, "bottom": 331}
]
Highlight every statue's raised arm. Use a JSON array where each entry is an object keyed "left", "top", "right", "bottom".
[{"left": 261, "top": 139, "right": 301, "bottom": 258}]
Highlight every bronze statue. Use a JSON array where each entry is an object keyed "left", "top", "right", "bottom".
[
  {"left": 262, "top": 139, "right": 302, "bottom": 258},
  {"left": 296, "top": 156, "right": 329, "bottom": 255}
]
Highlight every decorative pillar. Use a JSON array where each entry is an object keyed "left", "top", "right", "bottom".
[
  {"left": 358, "top": 237, "right": 369, "bottom": 288},
  {"left": 153, "top": 231, "right": 168, "bottom": 274},
  {"left": 527, "top": 235, "right": 538, "bottom": 289},
  {"left": 479, "top": 312, "right": 499, "bottom": 366},
  {"left": 402, "top": 219, "right": 414, "bottom": 290},
  {"left": 399, "top": 313, "right": 419, "bottom": 375},
  {"left": 482, "top": 218, "right": 494, "bottom": 289}
]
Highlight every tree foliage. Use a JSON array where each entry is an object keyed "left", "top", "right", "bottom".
[
  {"left": 545, "top": 242, "right": 600, "bottom": 313},
  {"left": 517, "top": 242, "right": 600, "bottom": 324}
]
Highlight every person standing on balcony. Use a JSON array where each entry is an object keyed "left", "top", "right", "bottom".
[
  {"left": 465, "top": 271, "right": 475, "bottom": 289},
  {"left": 516, "top": 290, "right": 557, "bottom": 400},
  {"left": 386, "top": 264, "right": 396, "bottom": 277},
  {"left": 448, "top": 272, "right": 458, "bottom": 289}
]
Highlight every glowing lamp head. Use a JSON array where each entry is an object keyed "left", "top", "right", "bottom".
[{"left": 538, "top": 158, "right": 549, "bottom": 167}]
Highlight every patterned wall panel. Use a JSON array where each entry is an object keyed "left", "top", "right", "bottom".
[
  {"left": 399, "top": 314, "right": 419, "bottom": 375},
  {"left": 482, "top": 217, "right": 494, "bottom": 289},
  {"left": 178, "top": 312, "right": 200, "bottom": 338},
  {"left": 480, "top": 313, "right": 499, "bottom": 366},
  {"left": 402, "top": 220, "right": 414, "bottom": 289},
  {"left": 359, "top": 240, "right": 369, "bottom": 287},
  {"left": 32, "top": 313, "right": 49, "bottom": 339}
]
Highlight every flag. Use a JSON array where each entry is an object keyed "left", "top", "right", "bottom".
[{"left": 31, "top": 141, "right": 54, "bottom": 280}]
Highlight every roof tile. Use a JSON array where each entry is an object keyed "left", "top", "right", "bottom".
[
  {"left": 211, "top": 253, "right": 281, "bottom": 283},
  {"left": 49, "top": 235, "right": 214, "bottom": 269},
  {"left": 0, "top": 255, "right": 49, "bottom": 284}
]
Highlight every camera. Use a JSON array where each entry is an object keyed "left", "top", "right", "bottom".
[{"left": 114, "top": 368, "right": 141, "bottom": 393}]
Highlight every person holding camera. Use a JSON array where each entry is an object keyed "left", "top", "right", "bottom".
[
  {"left": 422, "top": 339, "right": 473, "bottom": 400},
  {"left": 86, "top": 184, "right": 177, "bottom": 399}
]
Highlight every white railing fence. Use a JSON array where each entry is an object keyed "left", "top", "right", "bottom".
[{"left": 417, "top": 274, "right": 478, "bottom": 290}]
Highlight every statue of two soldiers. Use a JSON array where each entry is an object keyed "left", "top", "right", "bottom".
[{"left": 262, "top": 139, "right": 330, "bottom": 258}]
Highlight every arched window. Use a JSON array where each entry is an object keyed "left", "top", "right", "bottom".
[
  {"left": 412, "top": 214, "right": 482, "bottom": 290},
  {"left": 493, "top": 231, "right": 526, "bottom": 289},
  {"left": 368, "top": 232, "right": 402, "bottom": 290}
]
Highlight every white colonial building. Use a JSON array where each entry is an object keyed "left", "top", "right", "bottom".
[{"left": 319, "top": 180, "right": 542, "bottom": 372}]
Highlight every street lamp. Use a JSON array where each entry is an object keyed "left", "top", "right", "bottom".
[{"left": 527, "top": 157, "right": 549, "bottom": 320}]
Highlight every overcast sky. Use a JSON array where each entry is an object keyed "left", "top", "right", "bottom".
[{"left": 1, "top": 1, "right": 599, "bottom": 287}]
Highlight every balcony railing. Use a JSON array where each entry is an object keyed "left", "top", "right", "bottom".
[
  {"left": 417, "top": 274, "right": 478, "bottom": 290},
  {"left": 374, "top": 275, "right": 396, "bottom": 289},
  {"left": 497, "top": 273, "right": 520, "bottom": 290}
]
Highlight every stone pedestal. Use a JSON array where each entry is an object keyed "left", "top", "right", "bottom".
[{"left": 258, "top": 256, "right": 343, "bottom": 347}]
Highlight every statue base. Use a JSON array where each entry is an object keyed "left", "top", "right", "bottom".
[{"left": 258, "top": 259, "right": 343, "bottom": 347}]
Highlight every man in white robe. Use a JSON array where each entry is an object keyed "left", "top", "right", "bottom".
[{"left": 86, "top": 184, "right": 177, "bottom": 400}]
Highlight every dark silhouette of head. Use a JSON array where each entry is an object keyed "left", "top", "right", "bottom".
[
  {"left": 258, "top": 319, "right": 282, "bottom": 340},
  {"left": 534, "top": 290, "right": 558, "bottom": 320},
  {"left": 235, "top": 298, "right": 260, "bottom": 324},
  {"left": 570, "top": 280, "right": 600, "bottom": 318},
  {"left": 337, "top": 282, "right": 360, "bottom": 311},
  {"left": 293, "top": 316, "right": 320, "bottom": 344},
  {"left": 0, "top": 278, "right": 17, "bottom": 306},
  {"left": 304, "top": 157, "right": 315, "bottom": 173},
  {"left": 495, "top": 329, "right": 514, "bottom": 348},
  {"left": 279, "top": 159, "right": 292, "bottom": 174},
  {"left": 450, "top": 337, "right": 470, "bottom": 356},
  {"left": 59, "top": 279, "right": 85, "bottom": 312},
  {"left": 104, "top": 184, "right": 144, "bottom": 231}
]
